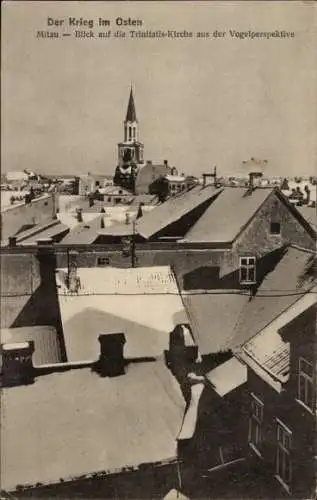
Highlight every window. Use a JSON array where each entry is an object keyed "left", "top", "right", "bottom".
[
  {"left": 240, "top": 257, "right": 256, "bottom": 284},
  {"left": 276, "top": 419, "right": 292, "bottom": 492},
  {"left": 270, "top": 222, "right": 281, "bottom": 234},
  {"left": 97, "top": 257, "right": 110, "bottom": 267},
  {"left": 298, "top": 357, "right": 313, "bottom": 411},
  {"left": 248, "top": 393, "right": 263, "bottom": 455}
]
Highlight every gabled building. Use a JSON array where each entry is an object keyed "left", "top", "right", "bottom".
[
  {"left": 183, "top": 245, "right": 315, "bottom": 362},
  {"left": 236, "top": 290, "right": 317, "bottom": 498}
]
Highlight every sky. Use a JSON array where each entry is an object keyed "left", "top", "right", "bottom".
[{"left": 2, "top": 1, "right": 316, "bottom": 177}]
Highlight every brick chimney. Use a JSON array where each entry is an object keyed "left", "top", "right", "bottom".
[
  {"left": 67, "top": 250, "right": 80, "bottom": 293},
  {"left": 1, "top": 341, "right": 35, "bottom": 387},
  {"left": 95, "top": 333, "right": 126, "bottom": 377}
]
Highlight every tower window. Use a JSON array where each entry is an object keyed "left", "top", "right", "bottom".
[
  {"left": 270, "top": 222, "right": 281, "bottom": 234},
  {"left": 129, "top": 126, "right": 132, "bottom": 140}
]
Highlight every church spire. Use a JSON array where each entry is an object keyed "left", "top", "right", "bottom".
[
  {"left": 124, "top": 86, "right": 138, "bottom": 142},
  {"left": 125, "top": 86, "right": 137, "bottom": 123}
]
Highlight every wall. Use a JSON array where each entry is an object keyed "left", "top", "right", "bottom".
[
  {"left": 135, "top": 164, "right": 172, "bottom": 195},
  {"left": 1, "top": 195, "right": 56, "bottom": 241},
  {"left": 247, "top": 367, "right": 315, "bottom": 498},
  {"left": 12, "top": 461, "right": 179, "bottom": 499},
  {"left": 0, "top": 251, "right": 66, "bottom": 361},
  {"left": 235, "top": 191, "right": 316, "bottom": 255}
]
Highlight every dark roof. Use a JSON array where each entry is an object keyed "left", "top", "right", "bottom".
[
  {"left": 230, "top": 246, "right": 316, "bottom": 348},
  {"left": 182, "top": 291, "right": 249, "bottom": 355},
  {"left": 1, "top": 359, "right": 185, "bottom": 490},
  {"left": 183, "top": 187, "right": 273, "bottom": 243},
  {"left": 125, "top": 87, "right": 137, "bottom": 122},
  {"left": 0, "top": 326, "right": 63, "bottom": 366},
  {"left": 136, "top": 185, "right": 222, "bottom": 239}
]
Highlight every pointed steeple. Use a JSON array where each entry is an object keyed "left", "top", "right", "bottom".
[{"left": 125, "top": 86, "right": 137, "bottom": 123}]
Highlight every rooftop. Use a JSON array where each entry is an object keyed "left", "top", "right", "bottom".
[
  {"left": 181, "top": 246, "right": 316, "bottom": 356},
  {"left": 0, "top": 326, "right": 63, "bottom": 367},
  {"left": 239, "top": 290, "right": 317, "bottom": 386},
  {"left": 205, "top": 357, "right": 247, "bottom": 396},
  {"left": 136, "top": 185, "right": 222, "bottom": 239},
  {"left": 182, "top": 291, "right": 249, "bottom": 355},
  {"left": 59, "top": 215, "right": 104, "bottom": 245},
  {"left": 231, "top": 246, "right": 316, "bottom": 348},
  {"left": 56, "top": 266, "right": 191, "bottom": 361},
  {"left": 1, "top": 359, "right": 185, "bottom": 491},
  {"left": 14, "top": 220, "right": 69, "bottom": 246},
  {"left": 183, "top": 187, "right": 273, "bottom": 243}
]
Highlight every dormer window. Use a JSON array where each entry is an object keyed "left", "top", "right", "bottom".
[{"left": 239, "top": 257, "right": 256, "bottom": 284}]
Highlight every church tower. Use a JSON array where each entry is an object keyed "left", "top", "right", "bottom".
[{"left": 114, "top": 87, "right": 144, "bottom": 192}]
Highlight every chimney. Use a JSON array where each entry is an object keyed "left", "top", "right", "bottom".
[
  {"left": 100, "top": 216, "right": 105, "bottom": 229},
  {"left": 164, "top": 160, "right": 168, "bottom": 166},
  {"left": 248, "top": 172, "right": 254, "bottom": 191},
  {"left": 95, "top": 333, "right": 126, "bottom": 377},
  {"left": 166, "top": 325, "right": 198, "bottom": 379},
  {"left": 1, "top": 341, "right": 35, "bottom": 387},
  {"left": 202, "top": 174, "right": 207, "bottom": 187},
  {"left": 136, "top": 203, "right": 144, "bottom": 219},
  {"left": 67, "top": 250, "right": 80, "bottom": 293},
  {"left": 76, "top": 208, "right": 83, "bottom": 223},
  {"left": 8, "top": 236, "right": 17, "bottom": 247}
]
